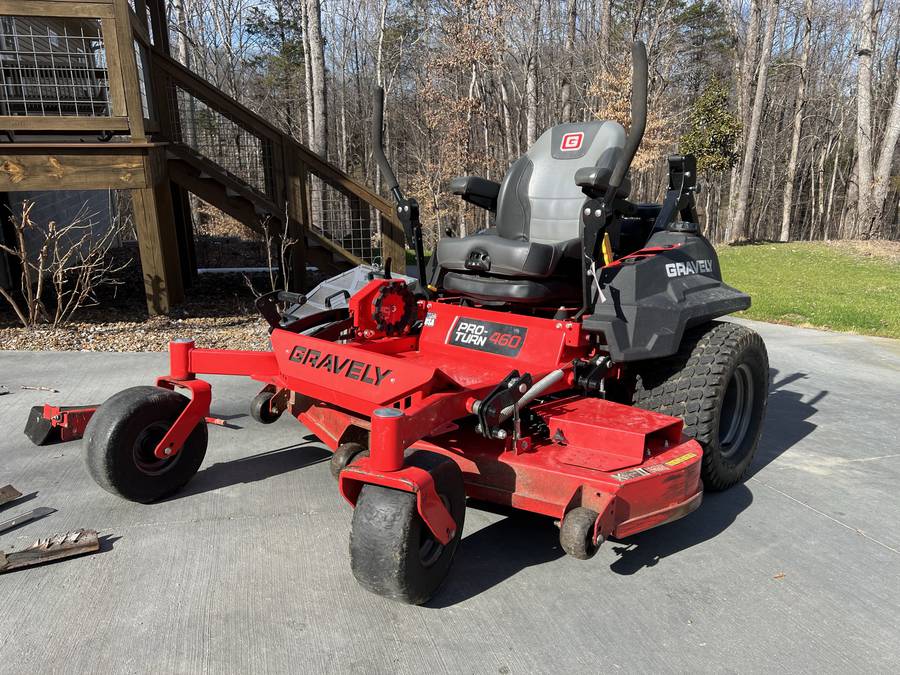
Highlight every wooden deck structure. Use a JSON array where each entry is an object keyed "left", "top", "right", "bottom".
[{"left": 0, "top": 0, "right": 404, "bottom": 314}]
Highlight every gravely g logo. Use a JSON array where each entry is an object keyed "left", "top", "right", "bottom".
[
  {"left": 560, "top": 131, "right": 584, "bottom": 151},
  {"left": 289, "top": 346, "right": 392, "bottom": 386}
]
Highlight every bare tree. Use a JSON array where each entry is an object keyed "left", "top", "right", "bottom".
[
  {"left": 0, "top": 201, "right": 129, "bottom": 328},
  {"left": 728, "top": 0, "right": 779, "bottom": 243},
  {"left": 779, "top": 0, "right": 814, "bottom": 242}
]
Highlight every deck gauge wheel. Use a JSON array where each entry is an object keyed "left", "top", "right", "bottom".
[
  {"left": 559, "top": 507, "right": 602, "bottom": 559},
  {"left": 251, "top": 390, "right": 282, "bottom": 424},
  {"left": 330, "top": 442, "right": 370, "bottom": 480}
]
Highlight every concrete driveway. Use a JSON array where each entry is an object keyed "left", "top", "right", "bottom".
[{"left": 0, "top": 319, "right": 898, "bottom": 673}]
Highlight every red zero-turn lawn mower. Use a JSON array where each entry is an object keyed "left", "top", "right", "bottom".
[{"left": 83, "top": 42, "right": 768, "bottom": 604}]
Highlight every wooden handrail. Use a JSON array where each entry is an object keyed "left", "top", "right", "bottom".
[{"left": 150, "top": 48, "right": 400, "bottom": 228}]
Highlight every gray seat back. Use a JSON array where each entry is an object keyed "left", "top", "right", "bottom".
[{"left": 495, "top": 120, "right": 625, "bottom": 245}]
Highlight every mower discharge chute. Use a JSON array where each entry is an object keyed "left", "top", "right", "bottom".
[{"left": 81, "top": 42, "right": 768, "bottom": 604}]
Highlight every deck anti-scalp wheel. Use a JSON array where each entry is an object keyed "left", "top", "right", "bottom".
[
  {"left": 84, "top": 386, "right": 208, "bottom": 503},
  {"left": 349, "top": 450, "right": 465, "bottom": 605},
  {"left": 559, "top": 507, "right": 601, "bottom": 560},
  {"left": 250, "top": 390, "right": 282, "bottom": 424},
  {"left": 631, "top": 321, "right": 769, "bottom": 490},
  {"left": 330, "top": 442, "right": 369, "bottom": 481}
]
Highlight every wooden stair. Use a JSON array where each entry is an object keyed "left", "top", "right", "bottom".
[
  {"left": 150, "top": 49, "right": 405, "bottom": 283},
  {"left": 167, "top": 146, "right": 360, "bottom": 276}
]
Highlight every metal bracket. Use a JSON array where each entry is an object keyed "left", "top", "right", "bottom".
[
  {"left": 474, "top": 370, "right": 533, "bottom": 439},
  {"left": 153, "top": 378, "right": 212, "bottom": 459}
]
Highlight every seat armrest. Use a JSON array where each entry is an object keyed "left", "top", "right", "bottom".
[
  {"left": 449, "top": 176, "right": 500, "bottom": 212},
  {"left": 575, "top": 166, "right": 631, "bottom": 199}
]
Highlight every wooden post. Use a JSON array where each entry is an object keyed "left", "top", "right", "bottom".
[
  {"left": 133, "top": 146, "right": 185, "bottom": 314},
  {"left": 380, "top": 213, "right": 406, "bottom": 275},
  {"left": 283, "top": 143, "right": 309, "bottom": 290}
]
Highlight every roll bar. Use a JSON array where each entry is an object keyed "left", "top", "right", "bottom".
[
  {"left": 608, "top": 41, "right": 648, "bottom": 194},
  {"left": 577, "top": 41, "right": 649, "bottom": 318}
]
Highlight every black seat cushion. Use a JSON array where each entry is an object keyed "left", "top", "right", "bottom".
[
  {"left": 442, "top": 272, "right": 578, "bottom": 305},
  {"left": 437, "top": 230, "right": 579, "bottom": 279}
]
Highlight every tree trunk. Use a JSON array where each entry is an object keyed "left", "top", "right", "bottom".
[
  {"left": 599, "top": 0, "right": 611, "bottom": 68},
  {"left": 779, "top": 0, "right": 813, "bottom": 242},
  {"left": 728, "top": 0, "right": 778, "bottom": 243},
  {"left": 871, "top": 63, "right": 900, "bottom": 236},
  {"left": 728, "top": 0, "right": 761, "bottom": 228},
  {"left": 560, "top": 0, "right": 577, "bottom": 121},
  {"left": 855, "top": 0, "right": 877, "bottom": 237},
  {"left": 525, "top": 0, "right": 542, "bottom": 146},
  {"left": 305, "top": 0, "right": 328, "bottom": 158},
  {"left": 301, "top": 0, "right": 315, "bottom": 148}
]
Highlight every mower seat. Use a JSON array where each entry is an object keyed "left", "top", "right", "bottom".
[{"left": 437, "top": 120, "right": 626, "bottom": 302}]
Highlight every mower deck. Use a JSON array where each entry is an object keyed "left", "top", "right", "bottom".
[{"left": 134, "top": 296, "right": 705, "bottom": 550}]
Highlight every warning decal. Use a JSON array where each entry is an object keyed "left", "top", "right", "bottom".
[{"left": 664, "top": 452, "right": 698, "bottom": 467}]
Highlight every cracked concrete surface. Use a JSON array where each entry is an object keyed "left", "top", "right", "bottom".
[{"left": 0, "top": 319, "right": 898, "bottom": 673}]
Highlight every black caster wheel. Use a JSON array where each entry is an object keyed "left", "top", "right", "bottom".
[
  {"left": 560, "top": 507, "right": 601, "bottom": 560},
  {"left": 84, "top": 386, "right": 208, "bottom": 503},
  {"left": 330, "top": 442, "right": 369, "bottom": 481},
  {"left": 349, "top": 450, "right": 466, "bottom": 604},
  {"left": 250, "top": 390, "right": 282, "bottom": 424}
]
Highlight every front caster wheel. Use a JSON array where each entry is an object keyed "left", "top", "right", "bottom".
[
  {"left": 250, "top": 390, "right": 282, "bottom": 424},
  {"left": 560, "top": 507, "right": 601, "bottom": 559},
  {"left": 349, "top": 451, "right": 465, "bottom": 605},
  {"left": 84, "top": 386, "right": 208, "bottom": 503},
  {"left": 330, "top": 442, "right": 369, "bottom": 481}
]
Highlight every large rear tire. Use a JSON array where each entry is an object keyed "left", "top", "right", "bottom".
[
  {"left": 349, "top": 451, "right": 465, "bottom": 604},
  {"left": 84, "top": 386, "right": 208, "bottom": 503},
  {"left": 631, "top": 321, "right": 769, "bottom": 491}
]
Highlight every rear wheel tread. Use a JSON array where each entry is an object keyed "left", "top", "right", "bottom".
[{"left": 632, "top": 321, "right": 769, "bottom": 491}]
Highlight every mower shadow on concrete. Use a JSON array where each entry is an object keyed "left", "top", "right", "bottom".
[
  {"left": 427, "top": 505, "right": 565, "bottom": 608},
  {"left": 607, "top": 368, "right": 826, "bottom": 576},
  {"left": 607, "top": 485, "right": 753, "bottom": 575},
  {"left": 746, "top": 368, "right": 828, "bottom": 480},
  {"left": 166, "top": 439, "right": 331, "bottom": 500}
]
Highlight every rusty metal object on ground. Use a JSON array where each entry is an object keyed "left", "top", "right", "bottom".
[{"left": 0, "top": 529, "right": 100, "bottom": 573}]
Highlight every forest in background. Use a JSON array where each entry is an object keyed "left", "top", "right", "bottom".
[{"left": 166, "top": 0, "right": 900, "bottom": 248}]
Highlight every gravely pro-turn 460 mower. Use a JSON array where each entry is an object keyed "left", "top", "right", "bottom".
[{"left": 81, "top": 43, "right": 768, "bottom": 604}]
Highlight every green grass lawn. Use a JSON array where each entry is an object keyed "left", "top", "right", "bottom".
[{"left": 718, "top": 242, "right": 900, "bottom": 339}]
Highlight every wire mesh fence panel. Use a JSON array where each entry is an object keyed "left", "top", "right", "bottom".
[
  {"left": 308, "top": 176, "right": 378, "bottom": 264},
  {"left": 169, "top": 82, "right": 275, "bottom": 198},
  {"left": 0, "top": 16, "right": 109, "bottom": 117},
  {"left": 133, "top": 39, "right": 150, "bottom": 119}
]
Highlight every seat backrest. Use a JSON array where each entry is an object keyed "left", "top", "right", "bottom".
[{"left": 495, "top": 120, "right": 625, "bottom": 244}]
